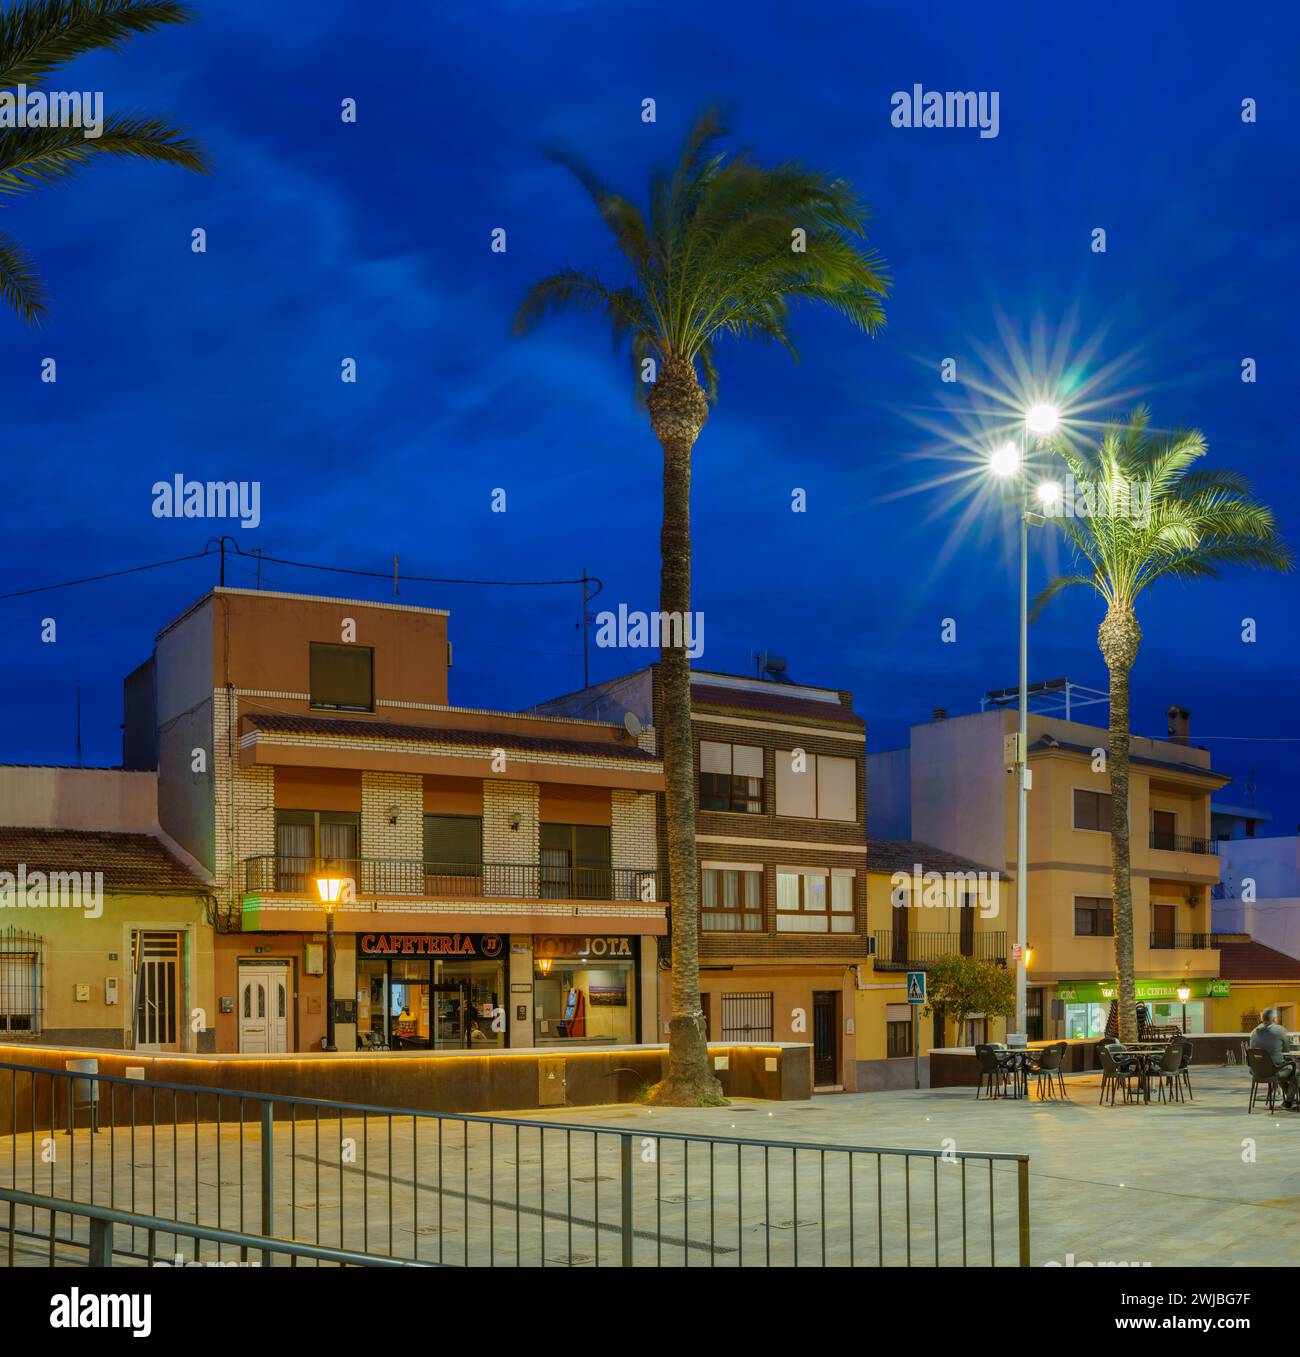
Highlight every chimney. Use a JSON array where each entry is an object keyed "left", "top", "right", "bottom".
[
  {"left": 931, "top": 707, "right": 948, "bottom": 721},
  {"left": 1166, "top": 705, "right": 1190, "bottom": 745}
]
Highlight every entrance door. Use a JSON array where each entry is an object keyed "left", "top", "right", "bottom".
[
  {"left": 238, "top": 964, "right": 290, "bottom": 1053},
  {"left": 812, "top": 990, "right": 839, "bottom": 1087},
  {"left": 1153, "top": 903, "right": 1177, "bottom": 948},
  {"left": 132, "top": 930, "right": 182, "bottom": 1051}
]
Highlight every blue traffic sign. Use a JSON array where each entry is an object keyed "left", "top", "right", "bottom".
[{"left": 907, "top": 971, "right": 927, "bottom": 1004}]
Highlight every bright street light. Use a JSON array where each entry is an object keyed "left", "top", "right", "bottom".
[
  {"left": 1036, "top": 480, "right": 1063, "bottom": 508},
  {"left": 1025, "top": 403, "right": 1060, "bottom": 437},
  {"left": 990, "top": 442, "right": 1020, "bottom": 477}
]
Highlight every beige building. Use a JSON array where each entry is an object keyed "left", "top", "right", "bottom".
[{"left": 869, "top": 701, "right": 1227, "bottom": 1040}]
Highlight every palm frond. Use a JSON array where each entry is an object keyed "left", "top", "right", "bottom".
[
  {"left": 0, "top": 227, "right": 45, "bottom": 324},
  {"left": 0, "top": 0, "right": 195, "bottom": 88},
  {"left": 1030, "top": 573, "right": 1097, "bottom": 621},
  {"left": 0, "top": 113, "right": 208, "bottom": 196}
]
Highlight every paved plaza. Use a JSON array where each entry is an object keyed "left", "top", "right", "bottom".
[{"left": 3, "top": 1064, "right": 1297, "bottom": 1267}]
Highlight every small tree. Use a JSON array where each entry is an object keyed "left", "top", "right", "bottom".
[{"left": 924, "top": 955, "right": 1016, "bottom": 1045}]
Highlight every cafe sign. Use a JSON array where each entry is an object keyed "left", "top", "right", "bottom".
[
  {"left": 359, "top": 932, "right": 503, "bottom": 959},
  {"left": 534, "top": 935, "right": 634, "bottom": 960}
]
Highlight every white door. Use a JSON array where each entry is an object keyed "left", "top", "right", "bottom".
[{"left": 238, "top": 964, "right": 290, "bottom": 1053}]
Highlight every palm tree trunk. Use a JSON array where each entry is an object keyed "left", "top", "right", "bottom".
[
  {"left": 646, "top": 355, "right": 724, "bottom": 1105},
  {"left": 1098, "top": 606, "right": 1142, "bottom": 1044}
]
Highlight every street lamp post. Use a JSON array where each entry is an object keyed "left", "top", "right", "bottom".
[
  {"left": 316, "top": 872, "right": 346, "bottom": 1052},
  {"left": 1177, "top": 983, "right": 1191, "bottom": 1035},
  {"left": 992, "top": 403, "right": 1060, "bottom": 1040}
]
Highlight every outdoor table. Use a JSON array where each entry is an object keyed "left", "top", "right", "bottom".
[{"left": 994, "top": 1047, "right": 1037, "bottom": 1099}]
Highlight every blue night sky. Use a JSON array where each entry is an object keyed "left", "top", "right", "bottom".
[{"left": 1, "top": 1, "right": 1296, "bottom": 825}]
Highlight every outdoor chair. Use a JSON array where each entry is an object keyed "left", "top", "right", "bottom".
[
  {"left": 1029, "top": 1041, "right": 1069, "bottom": 1101},
  {"left": 1246, "top": 1047, "right": 1293, "bottom": 1114},
  {"left": 975, "top": 1043, "right": 1014, "bottom": 1099},
  {"left": 1153, "top": 1043, "right": 1185, "bottom": 1104},
  {"left": 1098, "top": 1044, "right": 1142, "bottom": 1106},
  {"left": 1173, "top": 1037, "right": 1194, "bottom": 1101}
]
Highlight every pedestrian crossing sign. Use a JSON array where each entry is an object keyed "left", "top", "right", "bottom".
[{"left": 907, "top": 971, "right": 926, "bottom": 1004}]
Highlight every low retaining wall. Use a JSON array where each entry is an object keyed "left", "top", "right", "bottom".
[
  {"left": 931, "top": 1033, "right": 1250, "bottom": 1089},
  {"left": 0, "top": 1040, "right": 812, "bottom": 1126}
]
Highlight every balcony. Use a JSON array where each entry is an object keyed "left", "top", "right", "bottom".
[
  {"left": 1149, "top": 931, "right": 1215, "bottom": 950},
  {"left": 1149, "top": 831, "right": 1214, "bottom": 855},
  {"left": 243, "top": 855, "right": 667, "bottom": 904},
  {"left": 872, "top": 930, "right": 1008, "bottom": 971}
]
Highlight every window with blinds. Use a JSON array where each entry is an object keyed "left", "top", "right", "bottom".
[
  {"left": 774, "top": 752, "right": 856, "bottom": 821},
  {"left": 310, "top": 642, "right": 374, "bottom": 711},
  {"left": 698, "top": 741, "right": 764, "bottom": 814},
  {"left": 701, "top": 864, "right": 764, "bottom": 932}
]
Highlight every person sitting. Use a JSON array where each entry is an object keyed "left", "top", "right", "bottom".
[{"left": 1249, "top": 1008, "right": 1299, "bottom": 1109}]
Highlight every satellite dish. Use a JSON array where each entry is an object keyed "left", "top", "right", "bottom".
[{"left": 624, "top": 712, "right": 644, "bottom": 738}]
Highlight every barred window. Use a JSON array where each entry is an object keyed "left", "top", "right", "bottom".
[{"left": 0, "top": 929, "right": 42, "bottom": 1035}]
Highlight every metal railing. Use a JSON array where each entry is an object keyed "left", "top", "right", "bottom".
[
  {"left": 1148, "top": 832, "right": 1214, "bottom": 855},
  {"left": 243, "top": 856, "right": 667, "bottom": 903},
  {"left": 1149, "top": 932, "right": 1215, "bottom": 950},
  {"left": 1, "top": 1061, "right": 1030, "bottom": 1267},
  {"left": 873, "top": 931, "right": 1008, "bottom": 971}
]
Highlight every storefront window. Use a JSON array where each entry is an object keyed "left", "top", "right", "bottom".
[
  {"left": 1149, "top": 1000, "right": 1205, "bottom": 1034},
  {"left": 1064, "top": 1001, "right": 1108, "bottom": 1040},
  {"left": 533, "top": 935, "right": 638, "bottom": 1045},
  {"left": 355, "top": 934, "right": 506, "bottom": 1050}
]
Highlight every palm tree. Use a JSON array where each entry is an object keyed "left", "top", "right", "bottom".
[
  {"left": 515, "top": 109, "right": 890, "bottom": 1103},
  {"left": 1033, "top": 408, "right": 1292, "bottom": 1043},
  {"left": 0, "top": 0, "right": 208, "bottom": 324}
]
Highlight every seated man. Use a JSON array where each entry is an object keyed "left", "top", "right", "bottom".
[{"left": 1250, "top": 1008, "right": 1299, "bottom": 1108}]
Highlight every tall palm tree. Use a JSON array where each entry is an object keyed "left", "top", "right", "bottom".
[
  {"left": 1033, "top": 408, "right": 1292, "bottom": 1043},
  {"left": 515, "top": 109, "right": 890, "bottom": 1103},
  {"left": 0, "top": 0, "right": 208, "bottom": 324}
]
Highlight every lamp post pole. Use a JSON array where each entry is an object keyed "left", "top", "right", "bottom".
[
  {"left": 1015, "top": 479, "right": 1029, "bottom": 1041},
  {"left": 325, "top": 904, "right": 336, "bottom": 1052}
]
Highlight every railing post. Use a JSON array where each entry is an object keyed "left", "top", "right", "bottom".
[
  {"left": 88, "top": 1217, "right": 113, "bottom": 1267},
  {"left": 260, "top": 1102, "right": 274, "bottom": 1269},
  {"left": 620, "top": 1134, "right": 634, "bottom": 1267},
  {"left": 1016, "top": 1156, "right": 1031, "bottom": 1267}
]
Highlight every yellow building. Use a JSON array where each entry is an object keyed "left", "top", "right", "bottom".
[
  {"left": 854, "top": 838, "right": 1012, "bottom": 1089},
  {"left": 868, "top": 699, "right": 1229, "bottom": 1042},
  {"left": 0, "top": 824, "right": 215, "bottom": 1050}
]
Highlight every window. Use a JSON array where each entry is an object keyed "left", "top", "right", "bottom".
[
  {"left": 962, "top": 1016, "right": 988, "bottom": 1046},
  {"left": 1151, "top": 809, "right": 1177, "bottom": 850},
  {"left": 886, "top": 1003, "right": 912, "bottom": 1057},
  {"left": 274, "top": 810, "right": 360, "bottom": 892},
  {"left": 699, "top": 741, "right": 764, "bottom": 814},
  {"left": 701, "top": 864, "right": 764, "bottom": 932},
  {"left": 540, "top": 823, "right": 611, "bottom": 899},
  {"left": 775, "top": 752, "right": 856, "bottom": 821},
  {"left": 310, "top": 642, "right": 373, "bottom": 712},
  {"left": 775, "top": 868, "right": 855, "bottom": 933},
  {"left": 1073, "top": 788, "right": 1113, "bottom": 832},
  {"left": 424, "top": 815, "right": 481, "bottom": 868},
  {"left": 0, "top": 929, "right": 40, "bottom": 1034},
  {"left": 1074, "top": 896, "right": 1114, "bottom": 937}
]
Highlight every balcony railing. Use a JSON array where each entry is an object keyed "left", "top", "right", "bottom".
[
  {"left": 1149, "top": 931, "right": 1215, "bottom": 950},
  {"left": 243, "top": 855, "right": 667, "bottom": 904},
  {"left": 1149, "top": 831, "right": 1214, "bottom": 855},
  {"left": 872, "top": 930, "right": 1008, "bottom": 971}
]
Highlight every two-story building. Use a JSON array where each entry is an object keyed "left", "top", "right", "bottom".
[
  {"left": 122, "top": 588, "right": 667, "bottom": 1054},
  {"left": 869, "top": 700, "right": 1229, "bottom": 1040},
  {"left": 533, "top": 667, "right": 868, "bottom": 1090}
]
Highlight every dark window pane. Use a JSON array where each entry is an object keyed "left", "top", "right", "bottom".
[
  {"left": 310, "top": 642, "right": 373, "bottom": 711},
  {"left": 424, "top": 815, "right": 481, "bottom": 866}
]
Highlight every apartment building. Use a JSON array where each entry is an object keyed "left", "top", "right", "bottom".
[
  {"left": 122, "top": 588, "right": 667, "bottom": 1054},
  {"left": 0, "top": 766, "right": 214, "bottom": 1051},
  {"left": 855, "top": 838, "right": 1012, "bottom": 1089},
  {"left": 533, "top": 666, "right": 868, "bottom": 1090},
  {"left": 869, "top": 700, "right": 1229, "bottom": 1040}
]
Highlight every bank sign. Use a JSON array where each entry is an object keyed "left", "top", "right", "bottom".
[{"left": 359, "top": 933, "right": 503, "bottom": 959}]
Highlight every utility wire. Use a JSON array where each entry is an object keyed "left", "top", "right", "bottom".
[{"left": 0, "top": 551, "right": 211, "bottom": 600}]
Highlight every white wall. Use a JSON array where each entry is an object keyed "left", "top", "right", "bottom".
[
  {"left": 0, "top": 765, "right": 157, "bottom": 831},
  {"left": 910, "top": 711, "right": 1008, "bottom": 869},
  {"left": 1219, "top": 836, "right": 1300, "bottom": 900},
  {"left": 1215, "top": 898, "right": 1300, "bottom": 961}
]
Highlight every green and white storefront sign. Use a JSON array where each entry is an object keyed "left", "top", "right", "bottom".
[{"left": 1054, "top": 978, "right": 1228, "bottom": 1038}]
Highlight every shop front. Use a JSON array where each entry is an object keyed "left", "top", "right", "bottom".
[
  {"left": 1055, "top": 977, "right": 1229, "bottom": 1038},
  {"left": 356, "top": 932, "right": 507, "bottom": 1051},
  {"left": 532, "top": 934, "right": 640, "bottom": 1046}
]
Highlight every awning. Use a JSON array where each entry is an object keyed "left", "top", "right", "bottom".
[{"left": 1055, "top": 978, "right": 1229, "bottom": 1002}]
